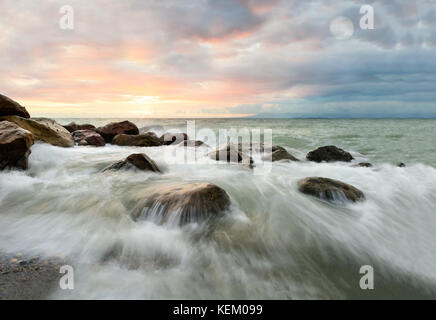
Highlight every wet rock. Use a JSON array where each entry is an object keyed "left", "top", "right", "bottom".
[
  {"left": 306, "top": 145, "right": 353, "bottom": 163},
  {"left": 178, "top": 140, "right": 206, "bottom": 147},
  {"left": 397, "top": 162, "right": 406, "bottom": 167},
  {"left": 160, "top": 132, "right": 188, "bottom": 145},
  {"left": 354, "top": 162, "right": 373, "bottom": 168},
  {"left": 0, "top": 94, "right": 30, "bottom": 118},
  {"left": 63, "top": 122, "right": 96, "bottom": 133},
  {"left": 72, "top": 130, "right": 105, "bottom": 147},
  {"left": 97, "top": 121, "right": 139, "bottom": 143},
  {"left": 298, "top": 177, "right": 365, "bottom": 203},
  {"left": 0, "top": 116, "right": 74, "bottom": 147},
  {"left": 102, "top": 153, "right": 161, "bottom": 173},
  {"left": 262, "top": 148, "right": 299, "bottom": 162},
  {"left": 112, "top": 133, "right": 162, "bottom": 147},
  {"left": 131, "top": 183, "right": 231, "bottom": 225},
  {"left": 239, "top": 142, "right": 285, "bottom": 153},
  {"left": 0, "top": 121, "right": 34, "bottom": 170},
  {"left": 208, "top": 143, "right": 253, "bottom": 165}
]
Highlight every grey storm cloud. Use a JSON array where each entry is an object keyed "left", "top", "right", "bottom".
[{"left": 0, "top": 0, "right": 435, "bottom": 116}]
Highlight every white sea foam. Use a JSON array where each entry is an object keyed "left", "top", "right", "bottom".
[{"left": 1, "top": 120, "right": 436, "bottom": 299}]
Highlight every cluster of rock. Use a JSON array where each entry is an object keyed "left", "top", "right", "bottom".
[{"left": 1, "top": 94, "right": 409, "bottom": 226}]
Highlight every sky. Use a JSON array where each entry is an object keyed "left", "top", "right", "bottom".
[{"left": 1, "top": 0, "right": 436, "bottom": 118}]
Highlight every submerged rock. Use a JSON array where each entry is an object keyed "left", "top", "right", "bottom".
[
  {"left": 178, "top": 140, "right": 206, "bottom": 147},
  {"left": 0, "top": 121, "right": 34, "bottom": 170},
  {"left": 112, "top": 133, "right": 162, "bottom": 147},
  {"left": 208, "top": 143, "right": 253, "bottom": 165},
  {"left": 72, "top": 130, "right": 105, "bottom": 146},
  {"left": 397, "top": 162, "right": 406, "bottom": 168},
  {"left": 354, "top": 162, "right": 373, "bottom": 168},
  {"left": 0, "top": 94, "right": 30, "bottom": 118},
  {"left": 262, "top": 148, "right": 299, "bottom": 162},
  {"left": 0, "top": 116, "right": 74, "bottom": 147},
  {"left": 130, "top": 183, "right": 231, "bottom": 225},
  {"left": 97, "top": 121, "right": 139, "bottom": 143},
  {"left": 63, "top": 122, "right": 96, "bottom": 133},
  {"left": 160, "top": 132, "right": 188, "bottom": 145},
  {"left": 298, "top": 177, "right": 365, "bottom": 203},
  {"left": 102, "top": 153, "right": 161, "bottom": 173},
  {"left": 306, "top": 145, "right": 353, "bottom": 163}
]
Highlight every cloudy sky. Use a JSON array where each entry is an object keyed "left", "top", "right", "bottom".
[{"left": 1, "top": 0, "right": 436, "bottom": 117}]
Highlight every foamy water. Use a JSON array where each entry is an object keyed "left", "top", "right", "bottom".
[{"left": 1, "top": 119, "right": 436, "bottom": 299}]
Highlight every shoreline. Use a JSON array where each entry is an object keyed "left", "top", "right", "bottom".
[{"left": 0, "top": 252, "right": 65, "bottom": 300}]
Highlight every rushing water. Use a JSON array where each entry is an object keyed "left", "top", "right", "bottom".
[{"left": 1, "top": 118, "right": 436, "bottom": 299}]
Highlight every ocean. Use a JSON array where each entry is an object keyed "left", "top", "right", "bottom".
[{"left": 1, "top": 118, "right": 436, "bottom": 299}]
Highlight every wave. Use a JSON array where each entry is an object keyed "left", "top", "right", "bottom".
[{"left": 1, "top": 142, "right": 436, "bottom": 299}]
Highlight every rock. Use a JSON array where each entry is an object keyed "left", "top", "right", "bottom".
[
  {"left": 354, "top": 162, "right": 373, "bottom": 168},
  {"left": 97, "top": 121, "right": 139, "bottom": 142},
  {"left": 130, "top": 183, "right": 231, "bottom": 225},
  {"left": 262, "top": 149, "right": 299, "bottom": 162},
  {"left": 178, "top": 140, "right": 206, "bottom": 147},
  {"left": 306, "top": 145, "right": 353, "bottom": 163},
  {"left": 298, "top": 177, "right": 365, "bottom": 203},
  {"left": 397, "top": 162, "right": 406, "bottom": 167},
  {"left": 208, "top": 143, "right": 253, "bottom": 165},
  {"left": 72, "top": 130, "right": 105, "bottom": 146},
  {"left": 160, "top": 132, "right": 188, "bottom": 145},
  {"left": 112, "top": 133, "right": 162, "bottom": 147},
  {"left": 0, "top": 94, "right": 30, "bottom": 118},
  {"left": 0, "top": 116, "right": 74, "bottom": 147},
  {"left": 63, "top": 122, "right": 96, "bottom": 133},
  {"left": 0, "top": 121, "right": 34, "bottom": 170},
  {"left": 102, "top": 153, "right": 161, "bottom": 173},
  {"left": 239, "top": 142, "right": 284, "bottom": 153}
]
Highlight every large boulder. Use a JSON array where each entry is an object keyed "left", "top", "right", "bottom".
[
  {"left": 0, "top": 116, "right": 74, "bottom": 147},
  {"left": 130, "top": 183, "right": 231, "bottom": 225},
  {"left": 63, "top": 122, "right": 96, "bottom": 133},
  {"left": 160, "top": 132, "right": 188, "bottom": 145},
  {"left": 112, "top": 133, "right": 162, "bottom": 147},
  {"left": 298, "top": 177, "right": 365, "bottom": 203},
  {"left": 97, "top": 121, "right": 139, "bottom": 143},
  {"left": 102, "top": 153, "right": 161, "bottom": 173},
  {"left": 0, "top": 121, "right": 34, "bottom": 170},
  {"left": 208, "top": 143, "right": 253, "bottom": 165},
  {"left": 72, "top": 130, "right": 105, "bottom": 146},
  {"left": 0, "top": 94, "right": 30, "bottom": 118},
  {"left": 306, "top": 146, "right": 353, "bottom": 163}
]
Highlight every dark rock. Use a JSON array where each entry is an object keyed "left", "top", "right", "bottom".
[
  {"left": 178, "top": 140, "right": 206, "bottom": 147},
  {"left": 354, "top": 162, "right": 373, "bottom": 168},
  {"left": 112, "top": 133, "right": 162, "bottom": 147},
  {"left": 0, "top": 94, "right": 30, "bottom": 118},
  {"left": 397, "top": 162, "right": 406, "bottom": 167},
  {"left": 97, "top": 121, "right": 139, "bottom": 142},
  {"left": 72, "top": 130, "right": 105, "bottom": 146},
  {"left": 160, "top": 132, "right": 188, "bottom": 145},
  {"left": 208, "top": 143, "right": 253, "bottom": 165},
  {"left": 239, "top": 142, "right": 285, "bottom": 153},
  {"left": 306, "top": 145, "right": 353, "bottom": 163},
  {"left": 262, "top": 149, "right": 299, "bottom": 162},
  {"left": 0, "top": 121, "right": 34, "bottom": 170},
  {"left": 63, "top": 122, "right": 96, "bottom": 133},
  {"left": 102, "top": 153, "right": 161, "bottom": 173},
  {"left": 298, "top": 177, "right": 365, "bottom": 203},
  {"left": 0, "top": 116, "right": 73, "bottom": 147},
  {"left": 130, "top": 183, "right": 231, "bottom": 225}
]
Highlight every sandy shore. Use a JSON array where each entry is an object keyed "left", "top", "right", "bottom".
[{"left": 0, "top": 252, "right": 65, "bottom": 300}]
